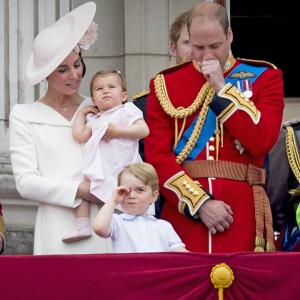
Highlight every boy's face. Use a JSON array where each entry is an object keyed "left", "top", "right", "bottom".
[{"left": 119, "top": 173, "right": 158, "bottom": 216}]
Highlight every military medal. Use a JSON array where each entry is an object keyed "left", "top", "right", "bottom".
[{"left": 237, "top": 79, "right": 253, "bottom": 98}]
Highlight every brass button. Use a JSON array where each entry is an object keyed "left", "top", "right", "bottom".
[
  {"left": 209, "top": 136, "right": 215, "bottom": 142},
  {"left": 208, "top": 156, "right": 214, "bottom": 160},
  {"left": 209, "top": 145, "right": 215, "bottom": 151}
]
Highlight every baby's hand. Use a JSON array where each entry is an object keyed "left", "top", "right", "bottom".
[
  {"left": 103, "top": 123, "right": 122, "bottom": 142},
  {"left": 79, "top": 105, "right": 99, "bottom": 116}
]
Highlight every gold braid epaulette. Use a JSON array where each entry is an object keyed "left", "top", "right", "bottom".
[
  {"left": 286, "top": 126, "right": 300, "bottom": 183},
  {"left": 154, "top": 74, "right": 211, "bottom": 118},
  {"left": 132, "top": 90, "right": 149, "bottom": 100},
  {"left": 154, "top": 74, "right": 215, "bottom": 164}
]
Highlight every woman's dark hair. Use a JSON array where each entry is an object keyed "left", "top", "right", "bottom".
[{"left": 79, "top": 52, "right": 86, "bottom": 78}]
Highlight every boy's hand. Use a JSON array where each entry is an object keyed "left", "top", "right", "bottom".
[{"left": 113, "top": 186, "right": 130, "bottom": 204}]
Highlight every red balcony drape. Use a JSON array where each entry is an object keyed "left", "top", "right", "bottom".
[{"left": 0, "top": 252, "right": 297, "bottom": 300}]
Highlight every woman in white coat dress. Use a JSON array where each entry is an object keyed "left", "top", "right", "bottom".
[{"left": 9, "top": 2, "right": 112, "bottom": 254}]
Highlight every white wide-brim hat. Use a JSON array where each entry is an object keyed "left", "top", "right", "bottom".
[{"left": 25, "top": 1, "right": 96, "bottom": 86}]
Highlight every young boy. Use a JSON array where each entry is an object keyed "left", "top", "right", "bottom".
[{"left": 93, "top": 162, "right": 189, "bottom": 253}]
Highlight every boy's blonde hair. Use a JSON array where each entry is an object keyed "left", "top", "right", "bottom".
[{"left": 118, "top": 162, "right": 159, "bottom": 192}]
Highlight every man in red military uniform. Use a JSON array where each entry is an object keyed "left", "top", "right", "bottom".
[{"left": 144, "top": 2, "right": 284, "bottom": 253}]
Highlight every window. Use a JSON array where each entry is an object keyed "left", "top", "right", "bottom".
[{"left": 230, "top": 0, "right": 299, "bottom": 97}]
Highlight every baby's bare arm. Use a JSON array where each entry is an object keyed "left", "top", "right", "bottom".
[{"left": 72, "top": 106, "right": 98, "bottom": 143}]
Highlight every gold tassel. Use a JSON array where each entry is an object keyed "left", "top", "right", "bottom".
[
  {"left": 210, "top": 263, "right": 234, "bottom": 300},
  {"left": 254, "top": 236, "right": 265, "bottom": 252}
]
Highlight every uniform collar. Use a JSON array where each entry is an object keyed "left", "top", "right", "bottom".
[
  {"left": 94, "top": 104, "right": 124, "bottom": 118},
  {"left": 223, "top": 51, "right": 236, "bottom": 72},
  {"left": 120, "top": 213, "right": 156, "bottom": 221}
]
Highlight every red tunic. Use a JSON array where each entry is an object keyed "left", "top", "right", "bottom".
[{"left": 144, "top": 58, "right": 284, "bottom": 253}]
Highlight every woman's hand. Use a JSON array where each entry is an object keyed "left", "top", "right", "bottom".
[{"left": 76, "top": 181, "right": 104, "bottom": 205}]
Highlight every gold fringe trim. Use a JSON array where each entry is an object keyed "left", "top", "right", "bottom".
[
  {"left": 266, "top": 241, "right": 276, "bottom": 252},
  {"left": 254, "top": 236, "right": 265, "bottom": 252}
]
